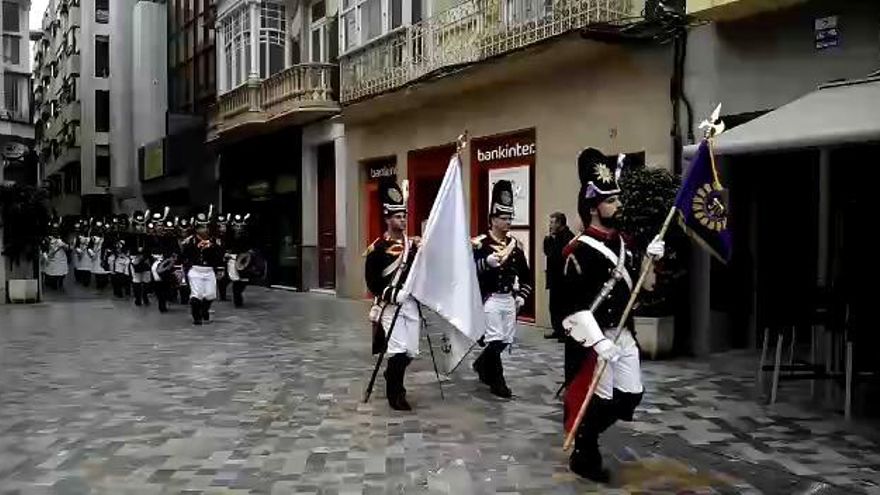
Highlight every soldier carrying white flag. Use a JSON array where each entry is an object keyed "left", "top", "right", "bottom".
[{"left": 364, "top": 179, "right": 421, "bottom": 411}]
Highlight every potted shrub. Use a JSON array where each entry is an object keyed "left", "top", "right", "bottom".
[
  {"left": 619, "top": 165, "right": 686, "bottom": 359},
  {"left": 0, "top": 183, "right": 50, "bottom": 303}
]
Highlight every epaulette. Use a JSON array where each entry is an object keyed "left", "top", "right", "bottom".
[
  {"left": 471, "top": 234, "right": 486, "bottom": 247},
  {"left": 362, "top": 237, "right": 382, "bottom": 257}
]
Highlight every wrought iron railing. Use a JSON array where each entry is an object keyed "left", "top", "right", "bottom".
[{"left": 340, "top": 0, "right": 636, "bottom": 102}]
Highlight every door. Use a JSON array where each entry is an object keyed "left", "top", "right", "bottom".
[
  {"left": 407, "top": 144, "right": 456, "bottom": 236},
  {"left": 317, "top": 143, "right": 336, "bottom": 289}
]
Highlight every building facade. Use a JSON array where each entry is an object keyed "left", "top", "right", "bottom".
[
  {"left": 335, "top": 0, "right": 681, "bottom": 328},
  {"left": 208, "top": 0, "right": 343, "bottom": 290},
  {"left": 0, "top": 0, "right": 35, "bottom": 186},
  {"left": 34, "top": 0, "right": 140, "bottom": 216},
  {"left": 682, "top": 0, "right": 880, "bottom": 356}
]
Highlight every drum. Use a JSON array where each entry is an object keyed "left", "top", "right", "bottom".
[
  {"left": 156, "top": 258, "right": 176, "bottom": 282},
  {"left": 236, "top": 250, "right": 266, "bottom": 280},
  {"left": 174, "top": 265, "right": 187, "bottom": 286}
]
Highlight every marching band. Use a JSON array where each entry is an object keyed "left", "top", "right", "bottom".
[{"left": 39, "top": 206, "right": 264, "bottom": 325}]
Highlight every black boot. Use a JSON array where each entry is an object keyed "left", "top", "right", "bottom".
[
  {"left": 232, "top": 282, "right": 245, "bottom": 308},
  {"left": 487, "top": 342, "right": 512, "bottom": 398},
  {"left": 133, "top": 283, "right": 143, "bottom": 306},
  {"left": 190, "top": 299, "right": 202, "bottom": 325},
  {"left": 218, "top": 278, "right": 229, "bottom": 301},
  {"left": 473, "top": 348, "right": 490, "bottom": 385},
  {"left": 569, "top": 396, "right": 617, "bottom": 483},
  {"left": 385, "top": 354, "right": 412, "bottom": 411},
  {"left": 397, "top": 355, "right": 413, "bottom": 410},
  {"left": 202, "top": 300, "right": 212, "bottom": 323},
  {"left": 155, "top": 282, "right": 168, "bottom": 313}
]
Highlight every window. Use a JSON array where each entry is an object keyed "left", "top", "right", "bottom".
[
  {"left": 95, "top": 145, "right": 110, "bottom": 187},
  {"left": 310, "top": 0, "right": 329, "bottom": 62},
  {"left": 3, "top": 73, "right": 19, "bottom": 116},
  {"left": 96, "top": 0, "right": 108, "bottom": 23},
  {"left": 64, "top": 166, "right": 81, "bottom": 195},
  {"left": 391, "top": 0, "right": 402, "bottom": 29},
  {"left": 3, "top": 2, "right": 19, "bottom": 32},
  {"left": 221, "top": 5, "right": 251, "bottom": 90},
  {"left": 363, "top": 0, "right": 381, "bottom": 40},
  {"left": 2, "top": 34, "right": 19, "bottom": 64},
  {"left": 95, "top": 90, "right": 109, "bottom": 132},
  {"left": 260, "top": 1, "right": 286, "bottom": 78},
  {"left": 340, "top": 0, "right": 403, "bottom": 52},
  {"left": 95, "top": 35, "right": 109, "bottom": 77}
]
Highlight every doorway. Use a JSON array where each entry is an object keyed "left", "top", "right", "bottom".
[{"left": 317, "top": 143, "right": 336, "bottom": 290}]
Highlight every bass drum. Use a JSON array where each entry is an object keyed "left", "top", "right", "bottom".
[
  {"left": 156, "top": 258, "right": 177, "bottom": 284},
  {"left": 235, "top": 250, "right": 267, "bottom": 281}
]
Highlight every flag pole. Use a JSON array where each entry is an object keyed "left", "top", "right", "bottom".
[
  {"left": 563, "top": 205, "right": 677, "bottom": 451},
  {"left": 417, "top": 301, "right": 446, "bottom": 400}
]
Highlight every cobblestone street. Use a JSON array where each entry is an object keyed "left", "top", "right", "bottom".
[{"left": 1, "top": 288, "right": 879, "bottom": 494}]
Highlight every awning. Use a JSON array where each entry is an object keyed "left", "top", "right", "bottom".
[{"left": 684, "top": 77, "right": 880, "bottom": 157}]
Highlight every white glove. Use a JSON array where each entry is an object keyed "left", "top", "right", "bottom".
[
  {"left": 594, "top": 339, "right": 621, "bottom": 362},
  {"left": 564, "top": 311, "right": 605, "bottom": 347},
  {"left": 486, "top": 253, "right": 501, "bottom": 268},
  {"left": 647, "top": 236, "right": 665, "bottom": 260},
  {"left": 515, "top": 296, "right": 525, "bottom": 312},
  {"left": 394, "top": 289, "right": 407, "bottom": 304}
]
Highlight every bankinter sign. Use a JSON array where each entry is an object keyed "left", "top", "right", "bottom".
[{"left": 475, "top": 141, "right": 536, "bottom": 163}]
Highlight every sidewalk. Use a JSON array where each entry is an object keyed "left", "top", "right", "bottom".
[{"left": 0, "top": 288, "right": 878, "bottom": 494}]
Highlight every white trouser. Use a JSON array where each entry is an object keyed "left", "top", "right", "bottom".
[
  {"left": 188, "top": 266, "right": 217, "bottom": 301},
  {"left": 483, "top": 293, "right": 517, "bottom": 344},
  {"left": 131, "top": 271, "right": 152, "bottom": 283},
  {"left": 381, "top": 297, "right": 421, "bottom": 357},
  {"left": 595, "top": 328, "right": 643, "bottom": 400}
]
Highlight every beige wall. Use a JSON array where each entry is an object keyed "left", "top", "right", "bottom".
[{"left": 339, "top": 37, "right": 673, "bottom": 327}]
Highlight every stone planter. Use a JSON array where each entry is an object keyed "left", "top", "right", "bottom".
[
  {"left": 635, "top": 316, "right": 675, "bottom": 359},
  {"left": 7, "top": 279, "right": 39, "bottom": 303}
]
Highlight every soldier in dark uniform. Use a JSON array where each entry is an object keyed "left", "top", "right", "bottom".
[
  {"left": 150, "top": 218, "right": 179, "bottom": 313},
  {"left": 471, "top": 180, "right": 533, "bottom": 398},
  {"left": 364, "top": 179, "right": 421, "bottom": 411},
  {"left": 181, "top": 208, "right": 223, "bottom": 325},
  {"left": 176, "top": 217, "right": 193, "bottom": 304},
  {"left": 72, "top": 220, "right": 92, "bottom": 287},
  {"left": 109, "top": 215, "right": 132, "bottom": 299},
  {"left": 88, "top": 219, "right": 111, "bottom": 291},
  {"left": 129, "top": 210, "right": 153, "bottom": 306},
  {"left": 561, "top": 148, "right": 665, "bottom": 482},
  {"left": 218, "top": 213, "right": 252, "bottom": 307}
]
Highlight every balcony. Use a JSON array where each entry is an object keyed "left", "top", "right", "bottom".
[
  {"left": 339, "top": 0, "right": 637, "bottom": 103},
  {"left": 686, "top": 0, "right": 807, "bottom": 20},
  {"left": 207, "top": 63, "right": 340, "bottom": 142}
]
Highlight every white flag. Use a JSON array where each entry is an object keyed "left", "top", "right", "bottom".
[{"left": 400, "top": 154, "right": 486, "bottom": 374}]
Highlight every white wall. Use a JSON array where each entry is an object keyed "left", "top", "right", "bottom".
[
  {"left": 109, "top": 0, "right": 138, "bottom": 204},
  {"left": 132, "top": 2, "right": 167, "bottom": 172},
  {"left": 78, "top": 0, "right": 110, "bottom": 195}
]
